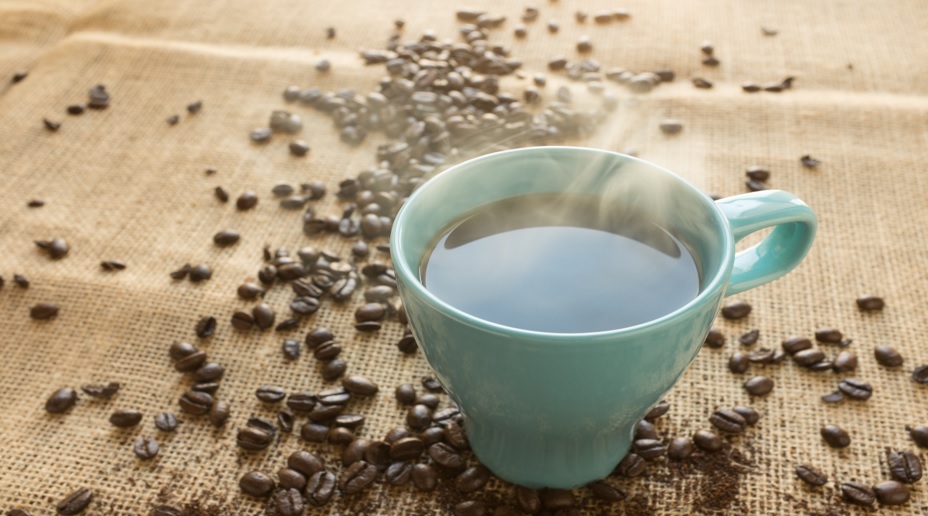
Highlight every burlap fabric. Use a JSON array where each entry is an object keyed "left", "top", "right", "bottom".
[{"left": 1, "top": 0, "right": 927, "bottom": 514}]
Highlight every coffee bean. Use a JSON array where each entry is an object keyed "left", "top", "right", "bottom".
[
  {"left": 46, "top": 387, "right": 77, "bottom": 413},
  {"left": 237, "top": 427, "right": 273, "bottom": 451},
  {"left": 888, "top": 449, "right": 922, "bottom": 483},
  {"left": 150, "top": 504, "right": 183, "bottom": 516},
  {"left": 274, "top": 487, "right": 304, "bottom": 516},
  {"left": 165, "top": 114, "right": 180, "bottom": 125},
  {"left": 355, "top": 320, "right": 382, "bottom": 332},
  {"left": 109, "top": 410, "right": 143, "bottom": 428},
  {"left": 873, "top": 480, "right": 909, "bottom": 505},
  {"left": 397, "top": 332, "right": 418, "bottom": 354},
  {"left": 56, "top": 487, "right": 93, "bottom": 515},
  {"left": 407, "top": 404, "right": 432, "bottom": 430},
  {"left": 748, "top": 348, "right": 775, "bottom": 364},
  {"left": 288, "top": 140, "right": 310, "bottom": 157},
  {"left": 275, "top": 318, "right": 300, "bottom": 332},
  {"left": 308, "top": 403, "right": 344, "bottom": 423},
  {"left": 710, "top": 408, "right": 747, "bottom": 433},
  {"left": 179, "top": 390, "right": 213, "bottom": 415},
  {"left": 667, "top": 437, "right": 695, "bottom": 460},
  {"left": 334, "top": 414, "right": 365, "bottom": 430},
  {"left": 739, "top": 329, "right": 760, "bottom": 346},
  {"left": 99, "top": 259, "right": 127, "bottom": 272},
  {"left": 188, "top": 264, "right": 212, "bottom": 282},
  {"left": 133, "top": 437, "right": 159, "bottom": 460},
  {"left": 421, "top": 377, "right": 443, "bottom": 392},
  {"left": 821, "top": 391, "right": 844, "bottom": 403},
  {"left": 693, "top": 430, "right": 723, "bottom": 452},
  {"left": 634, "top": 438, "right": 667, "bottom": 459},
  {"left": 10, "top": 273, "right": 29, "bottom": 289},
  {"left": 692, "top": 77, "right": 713, "bottom": 89},
  {"left": 43, "top": 118, "right": 61, "bottom": 131},
  {"left": 313, "top": 341, "right": 341, "bottom": 361},
  {"left": 539, "top": 489, "right": 575, "bottom": 511},
  {"left": 576, "top": 35, "right": 592, "bottom": 53},
  {"left": 913, "top": 365, "right": 928, "bottom": 384},
  {"left": 821, "top": 425, "right": 850, "bottom": 448},
  {"left": 342, "top": 438, "right": 369, "bottom": 466},
  {"left": 250, "top": 128, "right": 271, "bottom": 143},
  {"left": 841, "top": 481, "right": 875, "bottom": 506},
  {"left": 278, "top": 468, "right": 307, "bottom": 491},
  {"left": 728, "top": 352, "right": 749, "bottom": 373},
  {"left": 659, "top": 119, "right": 683, "bottom": 135},
  {"left": 318, "top": 388, "right": 350, "bottom": 405},
  {"left": 453, "top": 465, "right": 491, "bottom": 493},
  {"left": 252, "top": 303, "right": 275, "bottom": 330},
  {"left": 340, "top": 460, "right": 378, "bottom": 494},
  {"left": 416, "top": 394, "right": 440, "bottom": 409},
  {"left": 801, "top": 155, "right": 821, "bottom": 168},
  {"left": 386, "top": 461, "right": 413, "bottom": 486},
  {"left": 192, "top": 382, "right": 219, "bottom": 394},
  {"left": 745, "top": 166, "right": 771, "bottom": 182},
  {"left": 782, "top": 336, "right": 812, "bottom": 354},
  {"left": 194, "top": 316, "right": 216, "bottom": 338},
  {"left": 874, "top": 345, "right": 903, "bottom": 367},
  {"left": 87, "top": 84, "right": 110, "bottom": 109},
  {"left": 174, "top": 350, "right": 206, "bottom": 372},
  {"left": 615, "top": 452, "right": 646, "bottom": 477},
  {"left": 589, "top": 480, "right": 627, "bottom": 502},
  {"left": 273, "top": 409, "right": 293, "bottom": 434},
  {"left": 907, "top": 425, "right": 928, "bottom": 448},
  {"left": 513, "top": 24, "right": 527, "bottom": 38},
  {"left": 256, "top": 385, "right": 286, "bottom": 403},
  {"left": 721, "top": 301, "right": 751, "bottom": 319},
  {"left": 154, "top": 413, "right": 178, "bottom": 432},
  {"left": 390, "top": 436, "right": 426, "bottom": 461},
  {"left": 855, "top": 295, "right": 884, "bottom": 311},
  {"left": 257, "top": 265, "right": 276, "bottom": 284},
  {"left": 305, "top": 471, "right": 336, "bottom": 506},
  {"left": 78, "top": 382, "right": 119, "bottom": 399},
  {"left": 194, "top": 362, "right": 224, "bottom": 382},
  {"left": 704, "top": 328, "right": 725, "bottom": 348},
  {"left": 453, "top": 501, "right": 485, "bottom": 516},
  {"left": 30, "top": 302, "right": 60, "bottom": 320},
  {"left": 793, "top": 348, "right": 825, "bottom": 367},
  {"left": 644, "top": 400, "right": 670, "bottom": 421},
  {"left": 744, "top": 376, "right": 773, "bottom": 396},
  {"left": 512, "top": 487, "right": 541, "bottom": 514},
  {"left": 635, "top": 420, "right": 659, "bottom": 440},
  {"left": 280, "top": 338, "right": 301, "bottom": 360},
  {"left": 286, "top": 450, "right": 323, "bottom": 479},
  {"left": 342, "top": 375, "right": 379, "bottom": 396},
  {"left": 320, "top": 358, "right": 346, "bottom": 381},
  {"left": 212, "top": 229, "right": 240, "bottom": 247},
  {"left": 742, "top": 82, "right": 761, "bottom": 92},
  {"left": 395, "top": 384, "right": 416, "bottom": 405},
  {"left": 235, "top": 191, "right": 258, "bottom": 211},
  {"left": 832, "top": 351, "right": 857, "bottom": 373},
  {"left": 429, "top": 442, "right": 465, "bottom": 469},
  {"left": 239, "top": 471, "right": 275, "bottom": 497},
  {"left": 794, "top": 464, "right": 827, "bottom": 486},
  {"left": 815, "top": 327, "right": 843, "bottom": 343},
  {"left": 208, "top": 400, "right": 230, "bottom": 427},
  {"left": 169, "top": 264, "right": 191, "bottom": 280},
  {"left": 837, "top": 378, "right": 872, "bottom": 400},
  {"left": 300, "top": 422, "right": 328, "bottom": 442},
  {"left": 734, "top": 406, "right": 760, "bottom": 425}
]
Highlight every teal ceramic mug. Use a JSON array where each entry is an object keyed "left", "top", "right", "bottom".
[{"left": 390, "top": 146, "right": 816, "bottom": 488}]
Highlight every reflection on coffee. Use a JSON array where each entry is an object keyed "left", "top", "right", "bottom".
[{"left": 421, "top": 193, "right": 700, "bottom": 333}]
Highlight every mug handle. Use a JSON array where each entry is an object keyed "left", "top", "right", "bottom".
[{"left": 715, "top": 190, "right": 817, "bottom": 296}]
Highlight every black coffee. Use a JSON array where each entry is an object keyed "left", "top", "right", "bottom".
[{"left": 421, "top": 193, "right": 700, "bottom": 333}]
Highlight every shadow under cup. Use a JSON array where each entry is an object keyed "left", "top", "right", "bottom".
[{"left": 391, "top": 147, "right": 735, "bottom": 488}]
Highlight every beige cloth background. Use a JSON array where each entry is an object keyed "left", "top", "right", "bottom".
[{"left": 1, "top": 0, "right": 927, "bottom": 514}]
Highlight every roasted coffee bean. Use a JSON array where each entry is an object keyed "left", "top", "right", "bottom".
[
  {"left": 194, "top": 362, "right": 224, "bottom": 382},
  {"left": 793, "top": 348, "right": 825, "bottom": 367},
  {"left": 287, "top": 450, "right": 324, "bottom": 478},
  {"left": 272, "top": 183, "right": 295, "bottom": 197},
  {"left": 363, "top": 440, "right": 390, "bottom": 467},
  {"left": 693, "top": 430, "right": 723, "bottom": 452},
  {"left": 733, "top": 406, "right": 759, "bottom": 426},
  {"left": 397, "top": 332, "right": 418, "bottom": 354},
  {"left": 644, "top": 400, "right": 670, "bottom": 421},
  {"left": 355, "top": 320, "right": 382, "bottom": 332},
  {"left": 432, "top": 407, "right": 461, "bottom": 425},
  {"left": 274, "top": 487, "right": 304, "bottom": 516},
  {"left": 739, "top": 329, "right": 760, "bottom": 346},
  {"left": 318, "top": 388, "right": 350, "bottom": 405},
  {"left": 80, "top": 382, "right": 119, "bottom": 399},
  {"left": 821, "top": 425, "right": 850, "bottom": 448},
  {"left": 278, "top": 468, "right": 307, "bottom": 491},
  {"left": 252, "top": 303, "right": 275, "bottom": 330},
  {"left": 395, "top": 384, "right": 416, "bottom": 405},
  {"left": 154, "top": 412, "right": 178, "bottom": 432},
  {"left": 576, "top": 35, "right": 592, "bottom": 52},
  {"left": 913, "top": 365, "right": 928, "bottom": 384},
  {"left": 313, "top": 341, "right": 341, "bottom": 361},
  {"left": 710, "top": 408, "right": 747, "bottom": 433},
  {"left": 704, "top": 328, "right": 725, "bottom": 348},
  {"left": 659, "top": 119, "right": 683, "bottom": 135},
  {"left": 100, "top": 260, "right": 126, "bottom": 271},
  {"left": 286, "top": 392, "right": 316, "bottom": 413},
  {"left": 308, "top": 403, "right": 344, "bottom": 422},
  {"left": 453, "top": 501, "right": 485, "bottom": 516},
  {"left": 179, "top": 390, "right": 213, "bottom": 415},
  {"left": 801, "top": 155, "right": 821, "bottom": 168},
  {"left": 306, "top": 327, "right": 335, "bottom": 348},
  {"left": 213, "top": 186, "right": 230, "bottom": 203},
  {"left": 384, "top": 427, "right": 410, "bottom": 444},
  {"left": 390, "top": 436, "right": 426, "bottom": 460},
  {"left": 174, "top": 350, "right": 206, "bottom": 372},
  {"left": 239, "top": 471, "right": 275, "bottom": 497},
  {"left": 456, "top": 465, "right": 491, "bottom": 493},
  {"left": 12, "top": 273, "right": 29, "bottom": 288},
  {"left": 874, "top": 345, "right": 903, "bottom": 367},
  {"left": 256, "top": 385, "right": 286, "bottom": 403},
  {"left": 721, "top": 301, "right": 751, "bottom": 319},
  {"left": 406, "top": 404, "right": 432, "bottom": 430},
  {"left": 416, "top": 394, "right": 440, "bottom": 409},
  {"left": 421, "top": 377, "right": 443, "bottom": 392},
  {"left": 589, "top": 480, "right": 627, "bottom": 501},
  {"left": 742, "top": 81, "right": 762, "bottom": 92},
  {"left": 815, "top": 327, "right": 843, "bottom": 343},
  {"left": 782, "top": 336, "right": 812, "bottom": 354},
  {"left": 887, "top": 449, "right": 922, "bottom": 483},
  {"left": 771, "top": 349, "right": 788, "bottom": 364},
  {"left": 429, "top": 442, "right": 465, "bottom": 469},
  {"left": 166, "top": 115, "right": 179, "bottom": 125},
  {"left": 208, "top": 400, "right": 229, "bottom": 427},
  {"left": 856, "top": 295, "right": 885, "bottom": 311},
  {"left": 340, "top": 460, "right": 378, "bottom": 494},
  {"left": 833, "top": 351, "right": 857, "bottom": 373},
  {"left": 46, "top": 387, "right": 77, "bottom": 413},
  {"left": 692, "top": 77, "right": 713, "bottom": 88},
  {"left": 305, "top": 471, "right": 336, "bottom": 506},
  {"left": 540, "top": 489, "right": 575, "bottom": 510},
  {"left": 169, "top": 264, "right": 191, "bottom": 280},
  {"left": 275, "top": 318, "right": 300, "bottom": 332},
  {"left": 744, "top": 376, "right": 772, "bottom": 395},
  {"left": 821, "top": 391, "right": 844, "bottom": 403},
  {"left": 194, "top": 316, "right": 216, "bottom": 338},
  {"left": 728, "top": 352, "right": 749, "bottom": 373},
  {"left": 192, "top": 382, "right": 220, "bottom": 394},
  {"left": 841, "top": 481, "right": 875, "bottom": 506},
  {"left": 244, "top": 417, "right": 276, "bottom": 436},
  {"left": 277, "top": 263, "right": 305, "bottom": 281},
  {"left": 342, "top": 438, "right": 369, "bottom": 466},
  {"left": 516, "top": 486, "right": 541, "bottom": 513},
  {"left": 635, "top": 420, "right": 659, "bottom": 440},
  {"left": 281, "top": 338, "right": 301, "bottom": 360},
  {"left": 321, "top": 358, "right": 347, "bottom": 381},
  {"left": 109, "top": 409, "right": 143, "bottom": 428},
  {"left": 334, "top": 414, "right": 365, "bottom": 429},
  {"left": 150, "top": 504, "right": 183, "bottom": 516},
  {"left": 616, "top": 452, "right": 646, "bottom": 477},
  {"left": 908, "top": 425, "right": 928, "bottom": 448},
  {"left": 237, "top": 191, "right": 258, "bottom": 210},
  {"left": 213, "top": 229, "right": 240, "bottom": 247},
  {"left": 746, "top": 179, "right": 767, "bottom": 192},
  {"left": 186, "top": 100, "right": 202, "bottom": 114},
  {"left": 748, "top": 348, "right": 775, "bottom": 363},
  {"left": 837, "top": 378, "right": 872, "bottom": 400},
  {"left": 342, "top": 375, "right": 379, "bottom": 396},
  {"left": 43, "top": 118, "right": 62, "bottom": 131},
  {"left": 634, "top": 438, "right": 667, "bottom": 459},
  {"left": 257, "top": 265, "right": 277, "bottom": 284},
  {"left": 667, "top": 437, "right": 695, "bottom": 460},
  {"left": 795, "top": 464, "right": 827, "bottom": 486},
  {"left": 443, "top": 423, "right": 469, "bottom": 450},
  {"left": 237, "top": 427, "right": 273, "bottom": 451},
  {"left": 87, "top": 84, "right": 110, "bottom": 109},
  {"left": 386, "top": 461, "right": 413, "bottom": 486},
  {"left": 300, "top": 422, "right": 328, "bottom": 443},
  {"left": 133, "top": 437, "right": 159, "bottom": 460},
  {"left": 745, "top": 166, "right": 770, "bottom": 181},
  {"left": 30, "top": 302, "right": 60, "bottom": 320},
  {"left": 873, "top": 480, "right": 909, "bottom": 505},
  {"left": 56, "top": 487, "right": 93, "bottom": 515},
  {"left": 189, "top": 264, "right": 213, "bottom": 282}
]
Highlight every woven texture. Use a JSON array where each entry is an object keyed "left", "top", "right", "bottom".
[{"left": 2, "top": 0, "right": 928, "bottom": 514}]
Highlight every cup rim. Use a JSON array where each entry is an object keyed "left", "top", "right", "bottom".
[{"left": 390, "top": 146, "right": 735, "bottom": 341}]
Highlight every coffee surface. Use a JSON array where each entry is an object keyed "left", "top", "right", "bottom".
[{"left": 421, "top": 194, "right": 701, "bottom": 333}]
